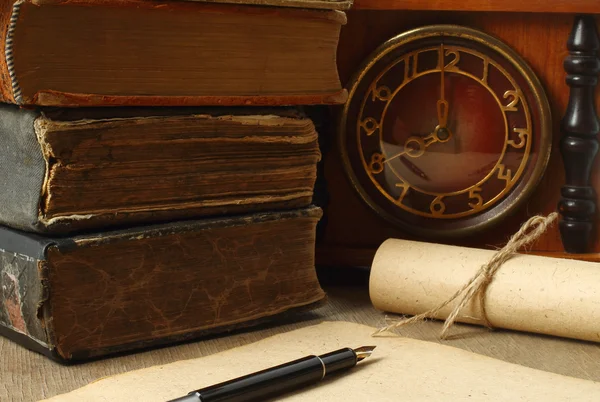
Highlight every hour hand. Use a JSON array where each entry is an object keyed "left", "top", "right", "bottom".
[{"left": 384, "top": 131, "right": 440, "bottom": 165}]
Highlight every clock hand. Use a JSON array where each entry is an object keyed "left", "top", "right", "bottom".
[
  {"left": 437, "top": 43, "right": 449, "bottom": 128},
  {"left": 437, "top": 101, "right": 449, "bottom": 128},
  {"left": 383, "top": 131, "right": 441, "bottom": 165}
]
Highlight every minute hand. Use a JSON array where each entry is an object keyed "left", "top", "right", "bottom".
[{"left": 437, "top": 43, "right": 449, "bottom": 128}]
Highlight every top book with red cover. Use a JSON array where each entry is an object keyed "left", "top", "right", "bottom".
[{"left": 0, "top": 0, "right": 350, "bottom": 107}]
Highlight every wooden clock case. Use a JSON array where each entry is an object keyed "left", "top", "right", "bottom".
[{"left": 316, "top": 1, "right": 600, "bottom": 267}]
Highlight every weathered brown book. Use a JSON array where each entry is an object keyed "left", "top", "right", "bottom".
[
  {"left": 193, "top": 0, "right": 352, "bottom": 10},
  {"left": 0, "top": 105, "right": 320, "bottom": 233},
  {"left": 0, "top": 206, "right": 325, "bottom": 362},
  {"left": 0, "top": 0, "right": 347, "bottom": 107}
]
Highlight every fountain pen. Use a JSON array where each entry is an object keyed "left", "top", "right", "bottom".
[{"left": 167, "top": 346, "right": 376, "bottom": 402}]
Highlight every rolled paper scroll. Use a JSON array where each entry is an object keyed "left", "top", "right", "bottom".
[{"left": 370, "top": 239, "right": 600, "bottom": 343}]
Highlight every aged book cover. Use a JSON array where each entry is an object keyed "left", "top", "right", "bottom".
[
  {"left": 0, "top": 206, "right": 325, "bottom": 363},
  {"left": 189, "top": 0, "right": 353, "bottom": 10},
  {"left": 0, "top": 0, "right": 347, "bottom": 106},
  {"left": 0, "top": 105, "right": 320, "bottom": 233}
]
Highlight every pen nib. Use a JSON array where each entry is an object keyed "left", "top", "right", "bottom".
[{"left": 354, "top": 346, "right": 376, "bottom": 362}]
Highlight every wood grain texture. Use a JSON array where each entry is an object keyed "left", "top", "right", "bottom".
[
  {"left": 2, "top": 283, "right": 600, "bottom": 401},
  {"left": 353, "top": 0, "right": 600, "bottom": 13},
  {"left": 318, "top": 10, "right": 600, "bottom": 265}
]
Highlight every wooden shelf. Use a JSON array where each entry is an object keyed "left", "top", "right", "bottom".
[{"left": 352, "top": 0, "right": 600, "bottom": 13}]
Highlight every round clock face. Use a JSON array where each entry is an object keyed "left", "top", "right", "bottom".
[{"left": 339, "top": 25, "right": 552, "bottom": 237}]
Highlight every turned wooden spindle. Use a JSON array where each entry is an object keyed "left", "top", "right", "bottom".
[{"left": 559, "top": 15, "right": 600, "bottom": 253}]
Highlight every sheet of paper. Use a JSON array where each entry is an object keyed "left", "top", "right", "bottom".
[
  {"left": 43, "top": 321, "right": 600, "bottom": 401},
  {"left": 370, "top": 239, "right": 600, "bottom": 343}
]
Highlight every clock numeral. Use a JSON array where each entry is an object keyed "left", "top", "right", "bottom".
[
  {"left": 369, "top": 153, "right": 385, "bottom": 174},
  {"left": 508, "top": 128, "right": 529, "bottom": 149},
  {"left": 404, "top": 53, "right": 419, "bottom": 83},
  {"left": 502, "top": 90, "right": 521, "bottom": 112},
  {"left": 395, "top": 181, "right": 410, "bottom": 204},
  {"left": 371, "top": 85, "right": 392, "bottom": 101},
  {"left": 360, "top": 118, "right": 380, "bottom": 136},
  {"left": 468, "top": 187, "right": 484, "bottom": 210},
  {"left": 444, "top": 50, "right": 460, "bottom": 71},
  {"left": 430, "top": 196, "right": 446, "bottom": 216},
  {"left": 496, "top": 164, "right": 512, "bottom": 183}
]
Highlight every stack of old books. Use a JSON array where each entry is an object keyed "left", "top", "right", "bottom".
[{"left": 0, "top": 0, "right": 349, "bottom": 362}]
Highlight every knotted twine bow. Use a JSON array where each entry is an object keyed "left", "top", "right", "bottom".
[{"left": 372, "top": 212, "right": 559, "bottom": 338}]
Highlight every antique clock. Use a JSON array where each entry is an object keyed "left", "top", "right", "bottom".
[{"left": 338, "top": 25, "right": 552, "bottom": 238}]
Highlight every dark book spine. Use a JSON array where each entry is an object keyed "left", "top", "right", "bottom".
[
  {"left": 0, "top": 104, "right": 44, "bottom": 232},
  {"left": 0, "top": 248, "right": 49, "bottom": 350}
]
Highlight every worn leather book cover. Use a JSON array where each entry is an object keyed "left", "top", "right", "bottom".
[
  {"left": 0, "top": 206, "right": 325, "bottom": 363},
  {"left": 0, "top": 0, "right": 347, "bottom": 107},
  {"left": 0, "top": 105, "right": 320, "bottom": 233},
  {"left": 191, "top": 0, "right": 353, "bottom": 10}
]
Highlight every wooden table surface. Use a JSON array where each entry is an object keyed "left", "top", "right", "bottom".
[{"left": 3, "top": 269, "right": 600, "bottom": 401}]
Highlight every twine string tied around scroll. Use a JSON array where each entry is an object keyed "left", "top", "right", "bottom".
[{"left": 372, "top": 212, "right": 559, "bottom": 338}]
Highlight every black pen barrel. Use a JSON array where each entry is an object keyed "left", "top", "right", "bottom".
[
  {"left": 319, "top": 347, "right": 357, "bottom": 375},
  {"left": 193, "top": 355, "right": 325, "bottom": 402},
  {"left": 167, "top": 348, "right": 361, "bottom": 402}
]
